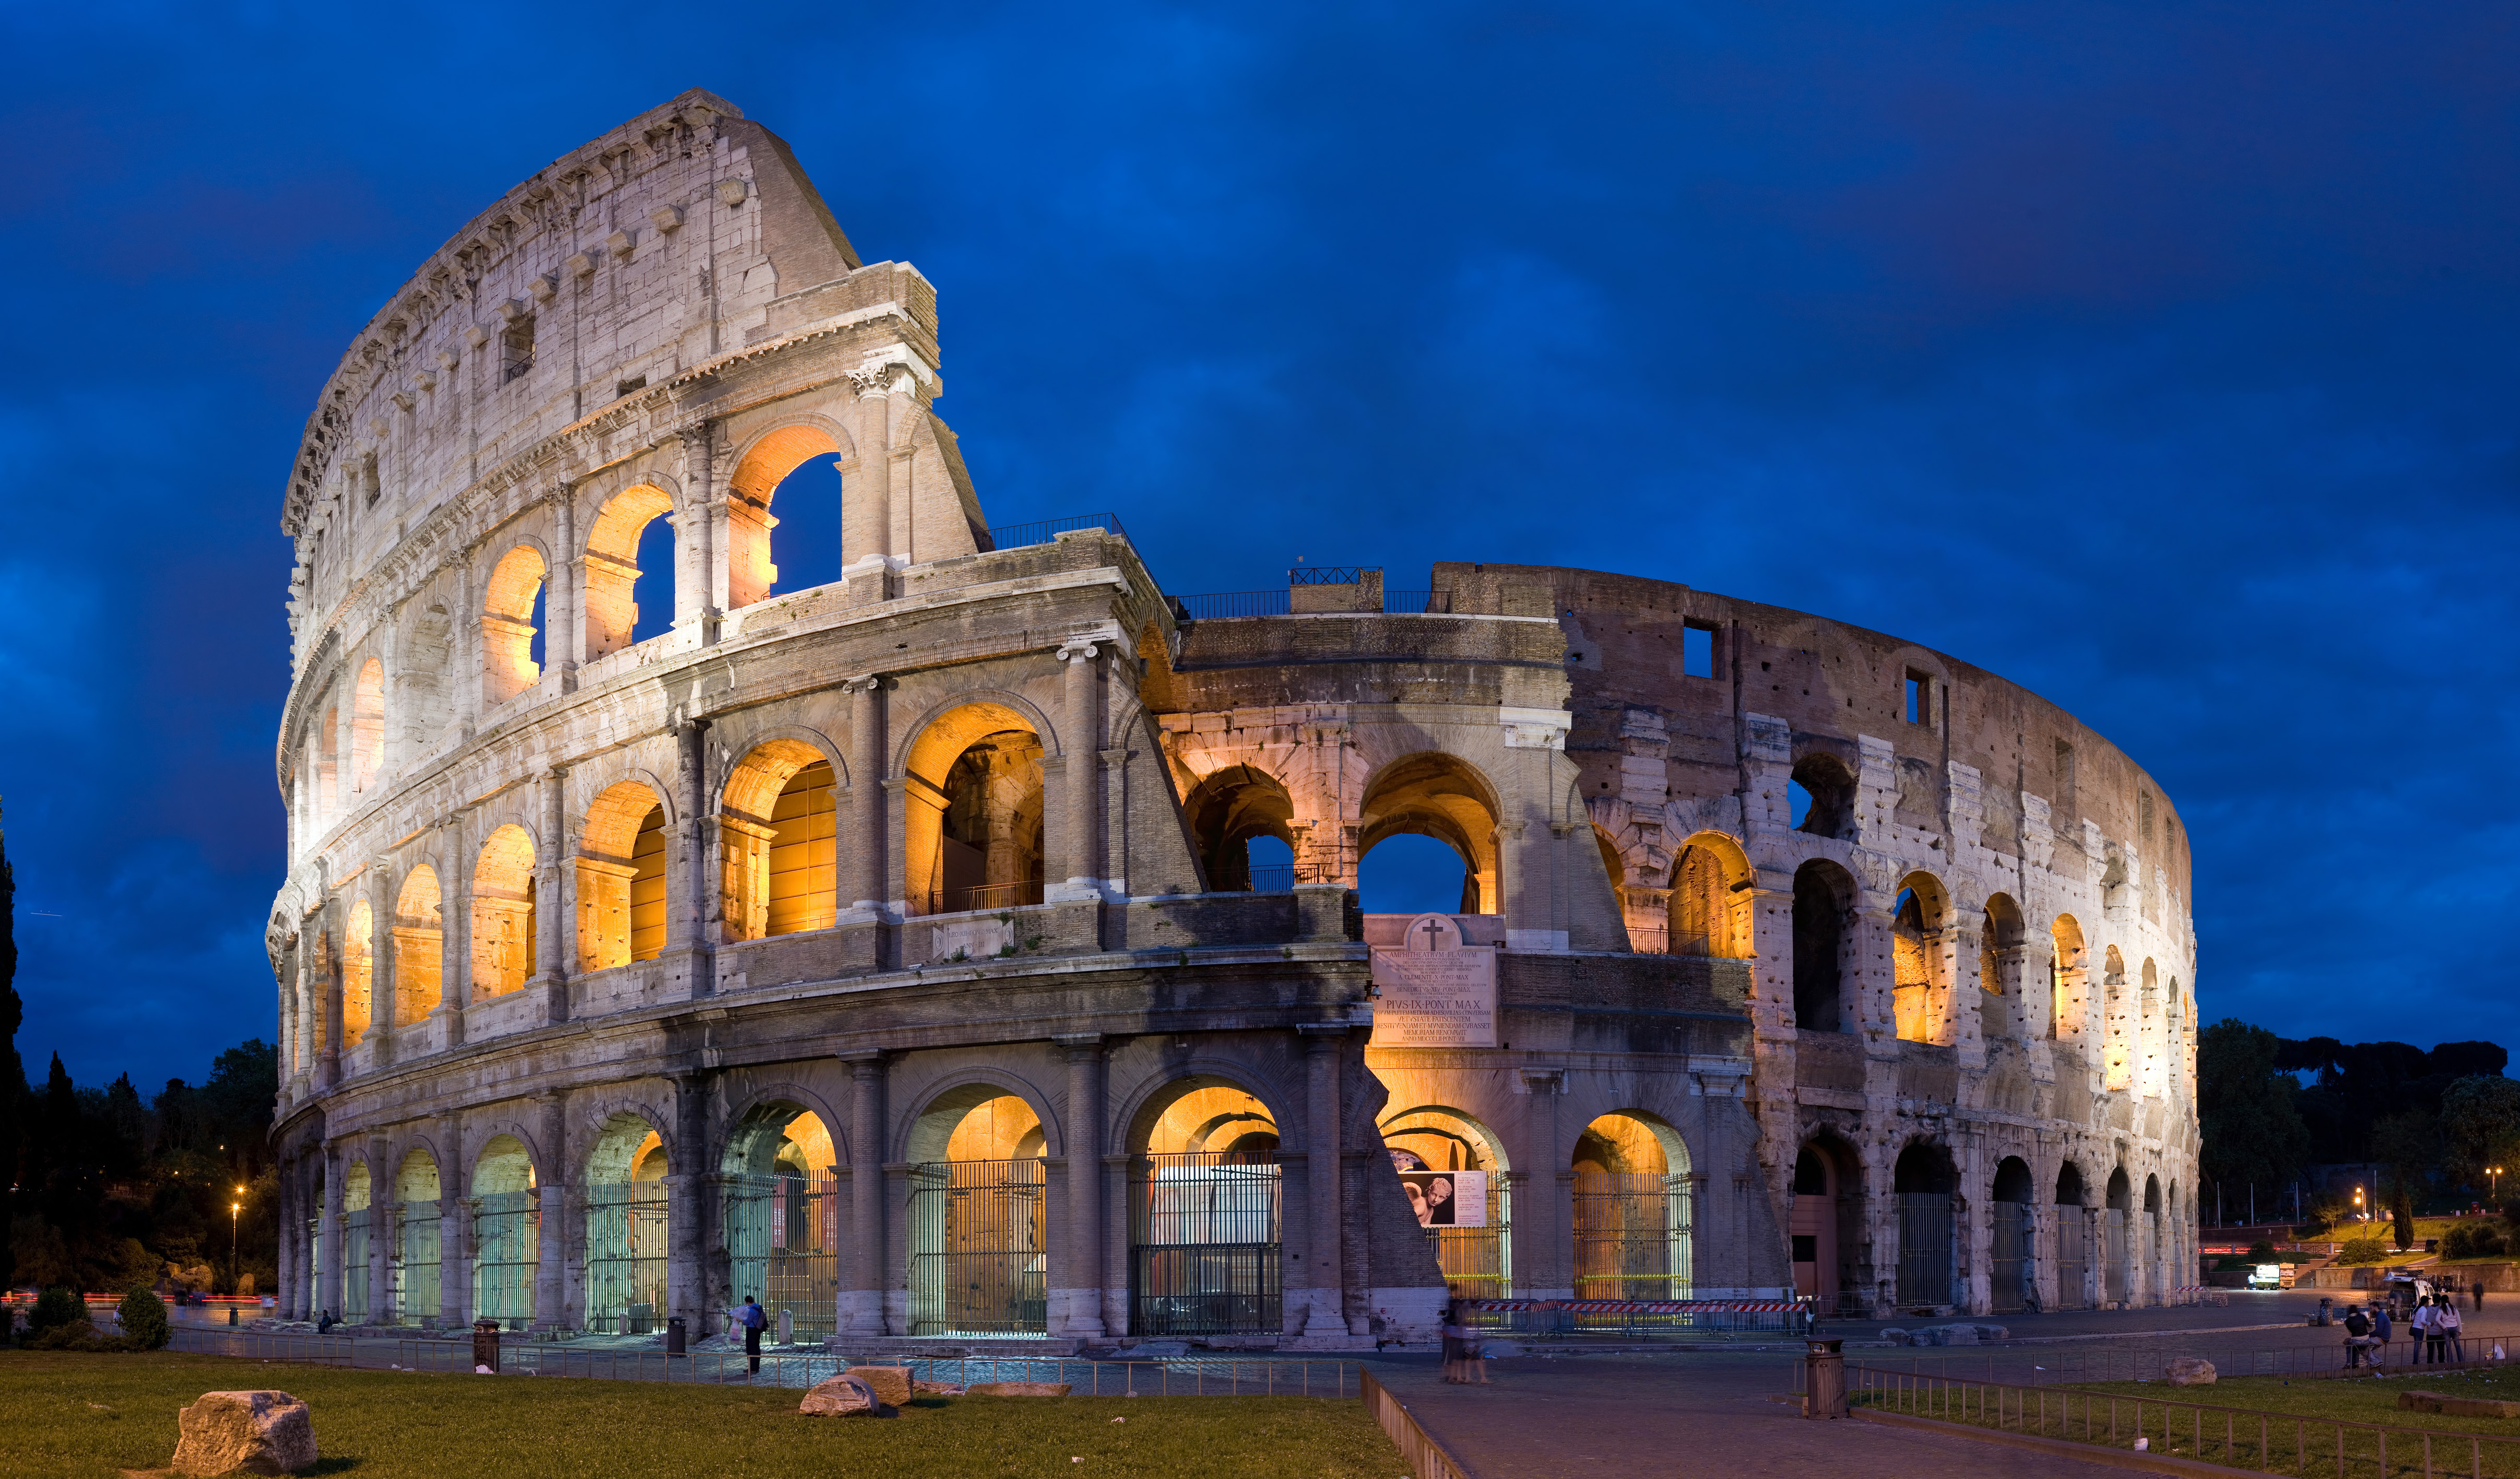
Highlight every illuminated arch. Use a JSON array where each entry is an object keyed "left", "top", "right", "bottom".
[
  {"left": 726, "top": 422, "right": 851, "bottom": 611},
  {"left": 579, "top": 780, "right": 669, "bottom": 970},
  {"left": 1890, "top": 871, "right": 1951, "bottom": 1044},
  {"left": 582, "top": 483, "right": 676, "bottom": 658},
  {"left": 1358, "top": 752, "right": 1501, "bottom": 915},
  {"left": 342, "top": 898, "right": 374, "bottom": 1047},
  {"left": 391, "top": 865, "right": 443, "bottom": 1025},
  {"left": 720, "top": 737, "right": 840, "bottom": 939},
  {"left": 1667, "top": 831, "right": 1751, "bottom": 959},
  {"left": 481, "top": 545, "right": 548, "bottom": 705},
  {"left": 2049, "top": 914, "right": 2088, "bottom": 1039},
  {"left": 900, "top": 701, "right": 1046, "bottom": 917},
  {"left": 351, "top": 657, "right": 384, "bottom": 791},
  {"left": 471, "top": 824, "right": 537, "bottom": 998}
]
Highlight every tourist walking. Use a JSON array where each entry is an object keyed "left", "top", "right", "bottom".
[
  {"left": 2344, "top": 1305, "right": 2374, "bottom": 1368},
  {"left": 1440, "top": 1299, "right": 1488, "bottom": 1385},
  {"left": 738, "top": 1296, "right": 767, "bottom": 1375}
]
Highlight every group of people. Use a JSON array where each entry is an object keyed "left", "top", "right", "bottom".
[{"left": 2340, "top": 1287, "right": 2471, "bottom": 1368}]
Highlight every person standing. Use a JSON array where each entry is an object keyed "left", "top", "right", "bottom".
[
  {"left": 2413, "top": 1295, "right": 2439, "bottom": 1364},
  {"left": 2373, "top": 1300, "right": 2394, "bottom": 1367},
  {"left": 2477, "top": 1279, "right": 2488, "bottom": 1313},
  {"left": 738, "top": 1296, "right": 767, "bottom": 1375},
  {"left": 2441, "top": 1293, "right": 2466, "bottom": 1364},
  {"left": 2344, "top": 1304, "right": 2373, "bottom": 1368},
  {"left": 1440, "top": 1298, "right": 1488, "bottom": 1385}
]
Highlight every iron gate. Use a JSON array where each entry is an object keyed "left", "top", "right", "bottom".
[
  {"left": 306, "top": 1216, "right": 321, "bottom": 1319},
  {"left": 1990, "top": 1201, "right": 2029, "bottom": 1312},
  {"left": 471, "top": 1190, "right": 538, "bottom": 1327},
  {"left": 397, "top": 1201, "right": 440, "bottom": 1325},
  {"left": 2104, "top": 1208, "right": 2131, "bottom": 1304},
  {"left": 909, "top": 1160, "right": 1047, "bottom": 1335},
  {"left": 1572, "top": 1170, "right": 1692, "bottom": 1301},
  {"left": 1130, "top": 1152, "right": 1282, "bottom": 1336},
  {"left": 726, "top": 1170, "right": 842, "bottom": 1336},
  {"left": 585, "top": 1182, "right": 668, "bottom": 1333},
  {"left": 1895, "top": 1192, "right": 1954, "bottom": 1306},
  {"left": 1430, "top": 1178, "right": 1512, "bottom": 1299},
  {"left": 2054, "top": 1208, "right": 2089, "bottom": 1309},
  {"left": 341, "top": 1209, "right": 370, "bottom": 1323}
]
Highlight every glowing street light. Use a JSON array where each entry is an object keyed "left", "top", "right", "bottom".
[
  {"left": 229, "top": 1189, "right": 244, "bottom": 1327},
  {"left": 2492, "top": 1167, "right": 2505, "bottom": 1203},
  {"left": 2355, "top": 1186, "right": 2366, "bottom": 1222}
]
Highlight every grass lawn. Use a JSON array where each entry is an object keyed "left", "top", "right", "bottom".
[
  {"left": 2067, "top": 1365, "right": 2520, "bottom": 1440},
  {"left": 0, "top": 1351, "right": 1405, "bottom": 1479}
]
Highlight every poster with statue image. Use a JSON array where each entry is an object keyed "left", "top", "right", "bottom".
[{"left": 1390, "top": 1163, "right": 1488, "bottom": 1228}]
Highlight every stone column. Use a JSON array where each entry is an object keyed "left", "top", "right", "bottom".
[
  {"left": 842, "top": 1052, "right": 887, "bottom": 1334},
  {"left": 664, "top": 719, "right": 714, "bottom": 999},
  {"left": 668, "top": 1072, "right": 712, "bottom": 1336},
  {"left": 531, "top": 767, "right": 571, "bottom": 1024},
  {"left": 1056, "top": 639, "right": 1106, "bottom": 898},
  {"left": 536, "top": 1092, "right": 567, "bottom": 1332},
  {"left": 1297, "top": 1024, "right": 1349, "bottom": 1337},
  {"left": 436, "top": 813, "right": 471, "bottom": 1045},
  {"left": 320, "top": 902, "right": 345, "bottom": 1089},
  {"left": 847, "top": 368, "right": 898, "bottom": 565},
  {"left": 368, "top": 856, "right": 397, "bottom": 1069},
  {"left": 1054, "top": 1035, "right": 1106, "bottom": 1338},
  {"left": 551, "top": 487, "right": 578, "bottom": 691},
  {"left": 440, "top": 1114, "right": 467, "bottom": 1330},
  {"left": 677, "top": 426, "right": 721, "bottom": 644},
  {"left": 841, "top": 675, "right": 886, "bottom": 915},
  {"left": 366, "top": 1135, "right": 393, "bottom": 1325},
  {"left": 319, "top": 1142, "right": 345, "bottom": 1324},
  {"left": 1516, "top": 1067, "right": 1569, "bottom": 1298},
  {"left": 275, "top": 1159, "right": 297, "bottom": 1320}
]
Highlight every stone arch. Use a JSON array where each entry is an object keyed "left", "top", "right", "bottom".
[
  {"left": 1978, "top": 892, "right": 2027, "bottom": 1040},
  {"left": 351, "top": 657, "right": 385, "bottom": 792},
  {"left": 1793, "top": 858, "right": 1858, "bottom": 1034},
  {"left": 2102, "top": 945, "right": 2132, "bottom": 1091},
  {"left": 719, "top": 1092, "right": 845, "bottom": 1336},
  {"left": 391, "top": 865, "right": 443, "bottom": 1025},
  {"left": 342, "top": 897, "right": 375, "bottom": 1049},
  {"left": 1572, "top": 1110, "right": 1694, "bottom": 1300},
  {"left": 899, "top": 699, "right": 1049, "bottom": 918},
  {"left": 1792, "top": 1131, "right": 1865, "bottom": 1311},
  {"left": 470, "top": 1132, "right": 539, "bottom": 1327},
  {"left": 1122, "top": 1073, "right": 1287, "bottom": 1337},
  {"left": 579, "top": 779, "right": 670, "bottom": 971},
  {"left": 1990, "top": 1154, "right": 2036, "bottom": 1312},
  {"left": 1184, "top": 764, "right": 1297, "bottom": 891},
  {"left": 2053, "top": 1157, "right": 2092, "bottom": 1310},
  {"left": 1380, "top": 1104, "right": 1510, "bottom": 1295},
  {"left": 471, "top": 824, "right": 537, "bottom": 999},
  {"left": 900, "top": 1074, "right": 1063, "bottom": 1164},
  {"left": 2140, "top": 957, "right": 2162, "bottom": 1097},
  {"left": 1790, "top": 750, "right": 1859, "bottom": 839},
  {"left": 2049, "top": 914, "right": 2089, "bottom": 1039},
  {"left": 726, "top": 420, "right": 856, "bottom": 611},
  {"left": 1891, "top": 871, "right": 1951, "bottom": 1044},
  {"left": 903, "top": 1085, "right": 1053, "bottom": 1334},
  {"left": 2102, "top": 1165, "right": 2135, "bottom": 1304},
  {"left": 585, "top": 1110, "right": 672, "bottom": 1333},
  {"left": 1358, "top": 751, "right": 1502, "bottom": 915},
  {"left": 1667, "top": 831, "right": 1752, "bottom": 959},
  {"left": 1892, "top": 1139, "right": 1958, "bottom": 1308},
  {"left": 396, "top": 596, "right": 457, "bottom": 759},
  {"left": 481, "top": 543, "right": 548, "bottom": 706},
  {"left": 719, "top": 732, "right": 843, "bottom": 942},
  {"left": 583, "top": 482, "right": 677, "bottom": 658}
]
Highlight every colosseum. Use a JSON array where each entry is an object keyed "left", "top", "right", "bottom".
[{"left": 264, "top": 90, "right": 2200, "bottom": 1349}]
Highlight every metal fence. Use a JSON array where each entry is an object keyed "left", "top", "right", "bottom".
[
  {"left": 1845, "top": 1360, "right": 2520, "bottom": 1478},
  {"left": 584, "top": 1181, "right": 668, "bottom": 1335},
  {"left": 1172, "top": 589, "right": 1461, "bottom": 620},
  {"left": 909, "top": 1159, "right": 1048, "bottom": 1335},
  {"left": 398, "top": 1201, "right": 440, "bottom": 1325},
  {"left": 1572, "top": 1170, "right": 1692, "bottom": 1301},
  {"left": 1430, "top": 1179, "right": 1512, "bottom": 1300},
  {"left": 1362, "top": 1369, "right": 1474, "bottom": 1479},
  {"left": 472, "top": 1189, "right": 538, "bottom": 1328},
  {"left": 1460, "top": 1297, "right": 1810, "bottom": 1342},
  {"left": 1382, "top": 590, "right": 1454, "bottom": 614},
  {"left": 341, "top": 1209, "right": 370, "bottom": 1324},
  {"left": 1130, "top": 1152, "right": 1283, "bottom": 1336},
  {"left": 725, "top": 1170, "right": 841, "bottom": 1339},
  {"left": 982, "top": 513, "right": 1129, "bottom": 551}
]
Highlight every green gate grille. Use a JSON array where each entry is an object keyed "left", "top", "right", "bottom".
[
  {"left": 910, "top": 1160, "right": 1047, "bottom": 1335},
  {"left": 585, "top": 1182, "right": 667, "bottom": 1333},
  {"left": 727, "top": 1171, "right": 840, "bottom": 1336},
  {"left": 1129, "top": 1152, "right": 1281, "bottom": 1336},
  {"left": 472, "top": 1190, "right": 538, "bottom": 1327}
]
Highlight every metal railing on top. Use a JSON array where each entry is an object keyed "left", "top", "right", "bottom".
[
  {"left": 983, "top": 513, "right": 1129, "bottom": 551},
  {"left": 1842, "top": 1359, "right": 2520, "bottom": 1478},
  {"left": 1287, "top": 566, "right": 1376, "bottom": 585},
  {"left": 1173, "top": 589, "right": 1459, "bottom": 620},
  {"left": 922, "top": 879, "right": 1044, "bottom": 916}
]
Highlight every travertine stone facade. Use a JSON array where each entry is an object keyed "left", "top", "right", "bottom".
[{"left": 266, "top": 92, "right": 2196, "bottom": 1347}]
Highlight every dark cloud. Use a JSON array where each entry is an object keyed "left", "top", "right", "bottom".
[{"left": 1, "top": 1, "right": 2512, "bottom": 1089}]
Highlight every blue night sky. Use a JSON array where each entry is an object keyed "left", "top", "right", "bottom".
[{"left": 2, "top": 4, "right": 2514, "bottom": 1092}]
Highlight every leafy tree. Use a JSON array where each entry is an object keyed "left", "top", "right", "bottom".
[
  {"left": 28, "top": 1286, "right": 80, "bottom": 1332},
  {"left": 2441, "top": 1075, "right": 2520, "bottom": 1191},
  {"left": 2198, "top": 1019, "right": 2311, "bottom": 1205},
  {"left": 2371, "top": 1110, "right": 2434, "bottom": 1248},
  {"left": 115, "top": 1286, "right": 169, "bottom": 1350},
  {"left": 199, "top": 1039, "right": 277, "bottom": 1177}
]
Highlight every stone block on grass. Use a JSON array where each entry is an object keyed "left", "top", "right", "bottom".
[
  {"left": 171, "top": 1390, "right": 317, "bottom": 1476},
  {"left": 2166, "top": 1357, "right": 2217, "bottom": 1387},
  {"left": 968, "top": 1381, "right": 1071, "bottom": 1397},
  {"left": 800, "top": 1374, "right": 895, "bottom": 1417},
  {"left": 848, "top": 1365, "right": 913, "bottom": 1407},
  {"left": 2400, "top": 1391, "right": 2520, "bottom": 1418}
]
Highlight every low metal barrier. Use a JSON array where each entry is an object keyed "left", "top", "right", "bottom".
[
  {"left": 1847, "top": 1360, "right": 2520, "bottom": 1478},
  {"left": 983, "top": 513, "right": 1129, "bottom": 551},
  {"left": 1361, "top": 1369, "right": 1473, "bottom": 1479},
  {"left": 169, "top": 1329, "right": 358, "bottom": 1366},
  {"left": 1460, "top": 1297, "right": 1812, "bottom": 1341}
]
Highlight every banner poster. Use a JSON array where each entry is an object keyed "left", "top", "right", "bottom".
[
  {"left": 1369, "top": 933, "right": 1498, "bottom": 1048},
  {"left": 1392, "top": 1166, "right": 1488, "bottom": 1228}
]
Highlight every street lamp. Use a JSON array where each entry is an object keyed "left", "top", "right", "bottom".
[
  {"left": 2492, "top": 1167, "right": 2505, "bottom": 1205},
  {"left": 229, "top": 1190, "right": 244, "bottom": 1327},
  {"left": 2355, "top": 1186, "right": 2365, "bottom": 1222}
]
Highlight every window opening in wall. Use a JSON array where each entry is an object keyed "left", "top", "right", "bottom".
[
  {"left": 628, "top": 805, "right": 668, "bottom": 961},
  {"left": 1359, "top": 834, "right": 1468, "bottom": 915},
  {"left": 627, "top": 506, "right": 679, "bottom": 645},
  {"left": 765, "top": 456, "right": 846, "bottom": 596},
  {"left": 615, "top": 376, "right": 647, "bottom": 398},
  {"left": 1787, "top": 779, "right": 1812, "bottom": 827},
  {"left": 723, "top": 1107, "right": 841, "bottom": 1339},
  {"left": 909, "top": 1094, "right": 1049, "bottom": 1336},
  {"left": 1791, "top": 860, "right": 1851, "bottom": 1034},
  {"left": 2139, "top": 789, "right": 2154, "bottom": 847},
  {"left": 502, "top": 317, "right": 535, "bottom": 383},
  {"left": 2053, "top": 738, "right": 2077, "bottom": 816},
  {"left": 1185, "top": 765, "right": 1298, "bottom": 892},
  {"left": 1893, "top": 1143, "right": 1956, "bottom": 1307},
  {"left": 1358, "top": 753, "right": 1500, "bottom": 915},
  {"left": 1790, "top": 753, "right": 1856, "bottom": 839},
  {"left": 1682, "top": 621, "right": 1716, "bottom": 678},
  {"left": 1904, "top": 670, "right": 1931, "bottom": 727},
  {"left": 764, "top": 762, "right": 837, "bottom": 937},
  {"left": 587, "top": 484, "right": 678, "bottom": 655},
  {"left": 1130, "top": 1082, "right": 1283, "bottom": 1337}
]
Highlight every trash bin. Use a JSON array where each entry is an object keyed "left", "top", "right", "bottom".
[
  {"left": 472, "top": 1319, "right": 502, "bottom": 1373},
  {"left": 666, "top": 1315, "right": 687, "bottom": 1355},
  {"left": 1805, "top": 1339, "right": 1847, "bottom": 1419}
]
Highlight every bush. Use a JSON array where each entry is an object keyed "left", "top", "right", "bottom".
[
  {"left": 117, "top": 1287, "right": 169, "bottom": 1351},
  {"left": 24, "top": 1318, "right": 107, "bottom": 1352},
  {"left": 28, "top": 1286, "right": 84, "bottom": 1333},
  {"left": 2338, "top": 1235, "right": 2391, "bottom": 1265},
  {"left": 2446, "top": 1224, "right": 2477, "bottom": 1259},
  {"left": 2249, "top": 1240, "right": 2278, "bottom": 1259}
]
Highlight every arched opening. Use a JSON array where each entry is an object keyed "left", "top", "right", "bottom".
[
  {"left": 1667, "top": 834, "right": 1750, "bottom": 959},
  {"left": 316, "top": 702, "right": 339, "bottom": 832},
  {"left": 471, "top": 1134, "right": 538, "bottom": 1329},
  {"left": 2102, "top": 945, "right": 2131, "bottom": 1090},
  {"left": 2140, "top": 959, "right": 2162, "bottom": 1097},
  {"left": 1790, "top": 751, "right": 1858, "bottom": 839},
  {"left": 342, "top": 900, "right": 374, "bottom": 1050},
  {"left": 1572, "top": 1112, "right": 1693, "bottom": 1303},
  {"left": 1892, "top": 1141, "right": 1956, "bottom": 1308},
  {"left": 1980, "top": 894, "right": 2026, "bottom": 1042},
  {"left": 722, "top": 1104, "right": 841, "bottom": 1339},
  {"left": 1379, "top": 1106, "right": 1511, "bottom": 1297},
  {"left": 585, "top": 1114, "right": 668, "bottom": 1334},
  {"left": 1990, "top": 1155, "right": 2035, "bottom": 1313},
  {"left": 1791, "top": 1136, "right": 1863, "bottom": 1313},
  {"left": 1891, "top": 875, "right": 1949, "bottom": 1044},
  {"left": 393, "top": 1149, "right": 441, "bottom": 1326},
  {"left": 583, "top": 484, "right": 678, "bottom": 657},
  {"left": 2144, "top": 1174, "right": 2164, "bottom": 1298},
  {"left": 903, "top": 704, "right": 1045, "bottom": 917},
  {"left": 1128, "top": 1079, "right": 1283, "bottom": 1336},
  {"left": 1359, "top": 753, "right": 1500, "bottom": 915},
  {"left": 2053, "top": 1161, "right": 2090, "bottom": 1310},
  {"left": 727, "top": 424, "right": 849, "bottom": 611},
  {"left": 471, "top": 825, "right": 536, "bottom": 998},
  {"left": 578, "top": 782, "right": 669, "bottom": 972},
  {"left": 1792, "top": 860, "right": 1855, "bottom": 1034},
  {"left": 1184, "top": 765, "right": 1297, "bottom": 892},
  {"left": 342, "top": 1159, "right": 372, "bottom": 1324},
  {"left": 391, "top": 867, "right": 443, "bottom": 1026},
  {"left": 905, "top": 1092, "right": 1048, "bottom": 1335},
  {"left": 351, "top": 657, "right": 384, "bottom": 792},
  {"left": 725, "top": 744, "right": 837, "bottom": 940},
  {"left": 2049, "top": 914, "right": 2088, "bottom": 1039},
  {"left": 481, "top": 545, "right": 548, "bottom": 707},
  {"left": 2104, "top": 1168, "right": 2133, "bottom": 1305}
]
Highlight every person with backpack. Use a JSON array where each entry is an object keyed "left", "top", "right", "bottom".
[{"left": 738, "top": 1296, "right": 767, "bottom": 1375}]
